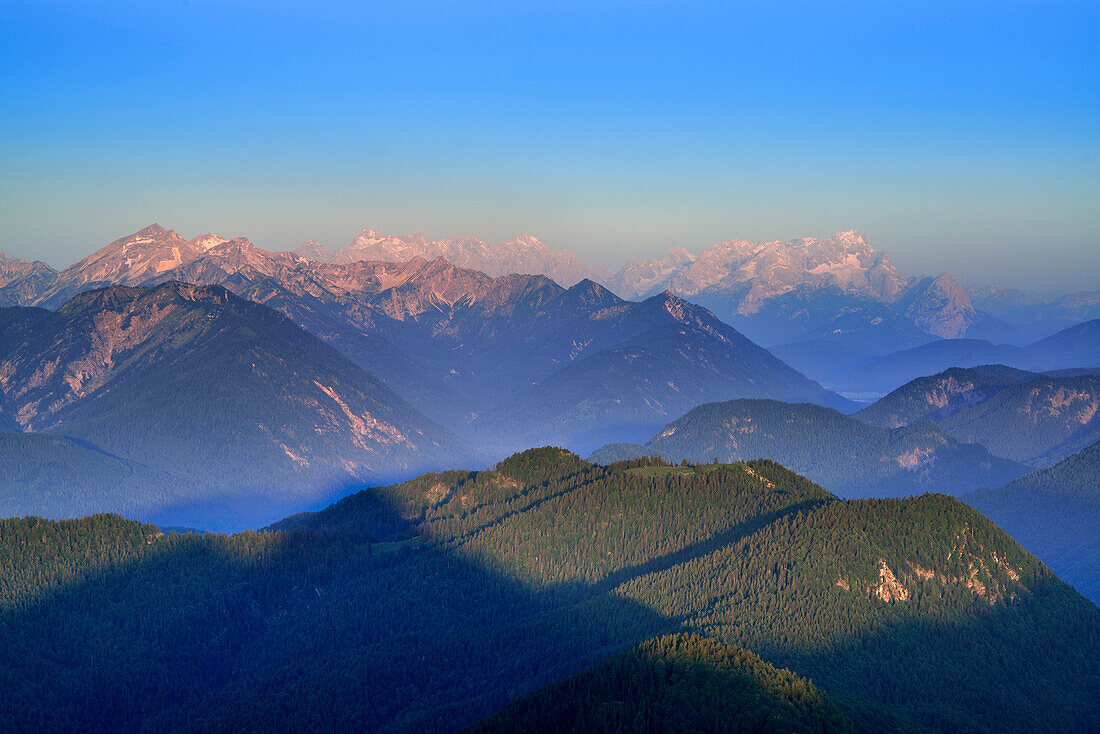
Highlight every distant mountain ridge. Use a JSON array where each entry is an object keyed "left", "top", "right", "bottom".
[
  {"left": 970, "top": 285, "right": 1100, "bottom": 329},
  {"left": 589, "top": 398, "right": 1026, "bottom": 497},
  {"left": 856, "top": 368, "right": 1100, "bottom": 468},
  {"left": 8, "top": 224, "right": 1096, "bottom": 446},
  {"left": 604, "top": 230, "right": 994, "bottom": 342},
  {"left": 297, "top": 227, "right": 611, "bottom": 287},
  {"left": 0, "top": 252, "right": 57, "bottom": 307},
  {"left": 607, "top": 230, "right": 906, "bottom": 306},
  {"left": 9, "top": 225, "right": 1033, "bottom": 348},
  {"left": 0, "top": 225, "right": 851, "bottom": 454},
  {"left": 813, "top": 320, "right": 1100, "bottom": 395},
  {"left": 0, "top": 281, "right": 479, "bottom": 527}
]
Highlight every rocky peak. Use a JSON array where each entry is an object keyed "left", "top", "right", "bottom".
[
  {"left": 0, "top": 252, "right": 57, "bottom": 284},
  {"left": 189, "top": 234, "right": 228, "bottom": 252},
  {"left": 293, "top": 240, "right": 331, "bottom": 262},
  {"left": 570, "top": 277, "right": 612, "bottom": 296},
  {"left": 333, "top": 230, "right": 430, "bottom": 266},
  {"left": 44, "top": 224, "right": 198, "bottom": 292},
  {"left": 608, "top": 247, "right": 698, "bottom": 299},
  {"left": 134, "top": 223, "right": 173, "bottom": 238},
  {"left": 831, "top": 229, "right": 871, "bottom": 251},
  {"left": 900, "top": 272, "right": 978, "bottom": 338},
  {"left": 645, "top": 289, "right": 693, "bottom": 323},
  {"left": 501, "top": 234, "right": 545, "bottom": 251}
]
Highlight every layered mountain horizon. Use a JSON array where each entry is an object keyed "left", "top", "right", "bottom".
[
  {"left": 9, "top": 223, "right": 1095, "bottom": 406},
  {"left": 9, "top": 223, "right": 1092, "bottom": 344},
  {"left": 0, "top": 224, "right": 868, "bottom": 526},
  {"left": 2, "top": 222, "right": 1096, "bottom": 529},
  {"left": 2, "top": 222, "right": 1097, "bottom": 733}
]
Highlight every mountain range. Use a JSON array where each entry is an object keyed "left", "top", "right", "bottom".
[
  {"left": 301, "top": 228, "right": 1014, "bottom": 348},
  {"left": 301, "top": 228, "right": 613, "bottom": 287},
  {"left": 0, "top": 281, "right": 478, "bottom": 527},
  {"left": 469, "top": 289, "right": 847, "bottom": 452},
  {"left": 2, "top": 223, "right": 1097, "bottom": 525},
  {"left": 856, "top": 367, "right": 1100, "bottom": 467},
  {"left": 970, "top": 285, "right": 1100, "bottom": 338},
  {"left": 0, "top": 225, "right": 850, "bottom": 455},
  {"left": 0, "top": 253, "right": 56, "bottom": 307},
  {"left": 938, "top": 374, "right": 1100, "bottom": 467},
  {"left": 805, "top": 321, "right": 1100, "bottom": 396},
  {"left": 9, "top": 225, "right": 1097, "bottom": 370}
]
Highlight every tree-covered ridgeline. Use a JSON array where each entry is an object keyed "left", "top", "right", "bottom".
[
  {"left": 462, "top": 633, "right": 892, "bottom": 734},
  {"left": 0, "top": 449, "right": 1097, "bottom": 733},
  {"left": 966, "top": 438, "right": 1100, "bottom": 604}
]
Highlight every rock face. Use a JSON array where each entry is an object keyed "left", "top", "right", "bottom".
[
  {"left": 293, "top": 240, "right": 332, "bottom": 262},
  {"left": 331, "top": 228, "right": 610, "bottom": 287},
  {"left": 896, "top": 272, "right": 978, "bottom": 337},
  {"left": 0, "top": 252, "right": 57, "bottom": 306},
  {"left": 871, "top": 560, "right": 911, "bottom": 602}
]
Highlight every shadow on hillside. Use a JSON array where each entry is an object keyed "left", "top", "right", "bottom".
[
  {"left": 587, "top": 499, "right": 829, "bottom": 597},
  {"left": 1, "top": 482, "right": 1099, "bottom": 734},
  {"left": 0, "top": 495, "right": 673, "bottom": 734},
  {"left": 767, "top": 577, "right": 1100, "bottom": 734}
]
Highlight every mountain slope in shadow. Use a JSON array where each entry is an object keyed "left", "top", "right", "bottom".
[{"left": 1, "top": 450, "right": 1096, "bottom": 733}]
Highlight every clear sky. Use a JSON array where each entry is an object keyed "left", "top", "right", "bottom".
[{"left": 1, "top": 0, "right": 1097, "bottom": 290}]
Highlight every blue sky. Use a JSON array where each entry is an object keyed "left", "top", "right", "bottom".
[{"left": 1, "top": 0, "right": 1097, "bottom": 289}]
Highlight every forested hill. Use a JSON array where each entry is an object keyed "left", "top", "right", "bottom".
[
  {"left": 1, "top": 450, "right": 1098, "bottom": 733},
  {"left": 966, "top": 439, "right": 1100, "bottom": 604},
  {"left": 462, "top": 633, "right": 903, "bottom": 734}
]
